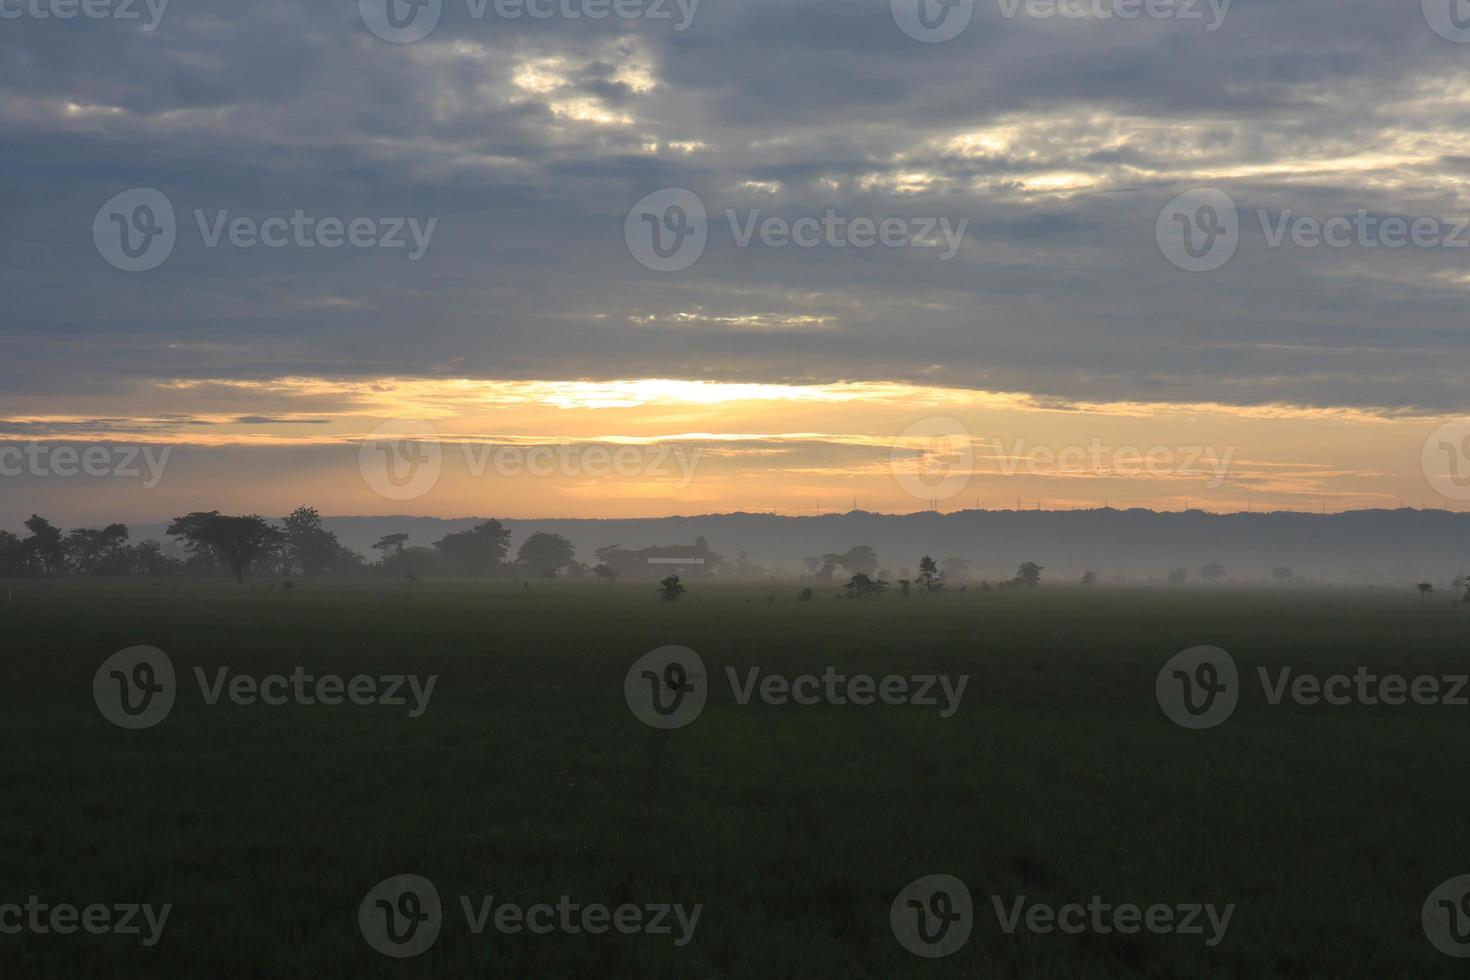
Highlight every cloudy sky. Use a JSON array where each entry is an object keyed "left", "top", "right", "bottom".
[{"left": 4, "top": 0, "right": 1470, "bottom": 525}]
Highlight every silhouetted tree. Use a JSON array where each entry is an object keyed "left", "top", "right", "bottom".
[
  {"left": 916, "top": 555, "right": 943, "bottom": 593},
  {"left": 1014, "top": 562, "right": 1044, "bottom": 588},
  {"left": 844, "top": 572, "right": 889, "bottom": 598},
  {"left": 167, "top": 511, "right": 284, "bottom": 582},
  {"left": 658, "top": 574, "right": 685, "bottom": 602},
  {"left": 23, "top": 515, "right": 64, "bottom": 575},
  {"left": 372, "top": 533, "right": 410, "bottom": 557},
  {"left": 1081, "top": 570, "right": 1098, "bottom": 586},
  {"left": 1200, "top": 563, "right": 1226, "bottom": 582},
  {"left": 282, "top": 506, "right": 358, "bottom": 575},
  {"left": 132, "top": 539, "right": 182, "bottom": 576},
  {"left": 1168, "top": 568, "right": 1188, "bottom": 585},
  {"left": 517, "top": 532, "right": 576, "bottom": 578},
  {"left": 846, "top": 545, "right": 880, "bottom": 575},
  {"left": 0, "top": 530, "right": 24, "bottom": 577},
  {"left": 65, "top": 524, "right": 131, "bottom": 575},
  {"left": 1418, "top": 582, "right": 1435, "bottom": 605},
  {"left": 434, "top": 520, "right": 511, "bottom": 576}
]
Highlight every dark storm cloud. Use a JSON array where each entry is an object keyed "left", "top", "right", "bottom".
[{"left": 3, "top": 0, "right": 1468, "bottom": 413}]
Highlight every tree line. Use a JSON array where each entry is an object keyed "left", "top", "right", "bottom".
[
  {"left": 0, "top": 511, "right": 1054, "bottom": 594},
  {"left": 0, "top": 510, "right": 581, "bottom": 582}
]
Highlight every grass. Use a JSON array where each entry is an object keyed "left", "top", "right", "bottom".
[{"left": 1, "top": 577, "right": 1468, "bottom": 977}]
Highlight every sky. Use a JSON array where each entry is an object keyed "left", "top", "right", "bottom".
[{"left": 4, "top": 0, "right": 1470, "bottom": 526}]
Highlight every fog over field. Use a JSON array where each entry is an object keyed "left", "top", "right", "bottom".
[{"left": 108, "top": 507, "right": 1470, "bottom": 584}]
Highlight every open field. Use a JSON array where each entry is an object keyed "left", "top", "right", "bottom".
[{"left": 2, "top": 579, "right": 1469, "bottom": 977}]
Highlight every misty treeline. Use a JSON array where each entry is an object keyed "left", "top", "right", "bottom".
[
  {"left": 0, "top": 510, "right": 909, "bottom": 586},
  {"left": 0, "top": 509, "right": 589, "bottom": 582},
  {"left": 0, "top": 509, "right": 543, "bottom": 582},
  {"left": 0, "top": 510, "right": 1036, "bottom": 592}
]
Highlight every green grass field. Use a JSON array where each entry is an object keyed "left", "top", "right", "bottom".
[{"left": 2, "top": 578, "right": 1468, "bottom": 977}]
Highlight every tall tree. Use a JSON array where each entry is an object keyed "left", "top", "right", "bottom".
[
  {"left": 916, "top": 555, "right": 943, "bottom": 593},
  {"left": 281, "top": 506, "right": 356, "bottom": 575},
  {"left": 0, "top": 530, "right": 24, "bottom": 577},
  {"left": 64, "top": 524, "right": 131, "bottom": 575},
  {"left": 516, "top": 532, "right": 576, "bottom": 578},
  {"left": 167, "top": 511, "right": 284, "bottom": 582},
  {"left": 22, "top": 515, "right": 64, "bottom": 575},
  {"left": 132, "top": 540, "right": 182, "bottom": 576},
  {"left": 433, "top": 520, "right": 511, "bottom": 576}
]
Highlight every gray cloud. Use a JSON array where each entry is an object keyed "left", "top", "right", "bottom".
[{"left": 3, "top": 0, "right": 1469, "bottom": 413}]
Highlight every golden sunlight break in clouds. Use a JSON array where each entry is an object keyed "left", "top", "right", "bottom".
[{"left": 0, "top": 376, "right": 1457, "bottom": 521}]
